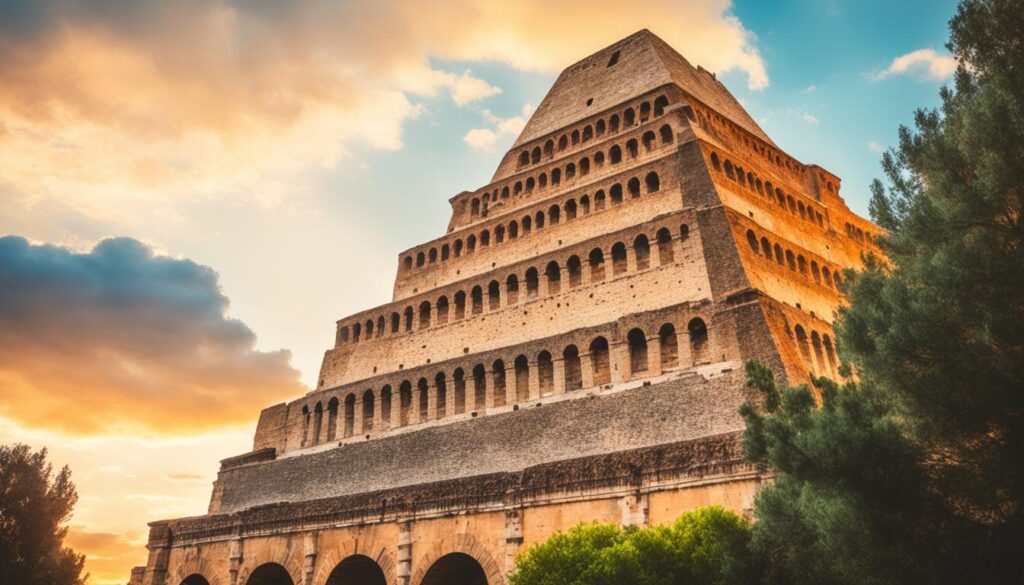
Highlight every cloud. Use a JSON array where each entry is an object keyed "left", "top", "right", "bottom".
[
  {"left": 871, "top": 48, "right": 957, "bottom": 82},
  {"left": 167, "top": 472, "right": 203, "bottom": 481},
  {"left": 0, "top": 0, "right": 768, "bottom": 226},
  {"left": 0, "top": 236, "right": 306, "bottom": 436},
  {"left": 801, "top": 85, "right": 818, "bottom": 93},
  {"left": 65, "top": 528, "right": 145, "bottom": 585},
  {"left": 867, "top": 140, "right": 885, "bottom": 153},
  {"left": 464, "top": 103, "right": 533, "bottom": 151},
  {"left": 802, "top": 112, "right": 820, "bottom": 125}
]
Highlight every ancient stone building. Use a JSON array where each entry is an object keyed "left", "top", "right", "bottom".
[{"left": 129, "top": 30, "right": 880, "bottom": 585}]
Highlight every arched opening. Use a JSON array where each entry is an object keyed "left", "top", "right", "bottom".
[
  {"left": 492, "top": 360, "right": 507, "bottom": 407},
  {"left": 548, "top": 204, "right": 561, "bottom": 224},
  {"left": 419, "top": 300, "right": 431, "bottom": 330},
  {"left": 659, "top": 124, "right": 673, "bottom": 144},
  {"left": 437, "top": 296, "right": 449, "bottom": 325},
  {"left": 746, "top": 230, "right": 759, "bottom": 253},
  {"left": 656, "top": 228, "right": 674, "bottom": 264},
  {"left": 795, "top": 325, "right": 813, "bottom": 372},
  {"left": 471, "top": 285, "right": 483, "bottom": 315},
  {"left": 404, "top": 306, "right": 414, "bottom": 332},
  {"left": 525, "top": 267, "right": 539, "bottom": 297},
  {"left": 454, "top": 291, "right": 466, "bottom": 320},
  {"left": 590, "top": 337, "right": 611, "bottom": 386},
  {"left": 633, "top": 234, "right": 650, "bottom": 270},
  {"left": 472, "top": 364, "right": 486, "bottom": 410},
  {"left": 312, "top": 401, "right": 323, "bottom": 445},
  {"left": 428, "top": 248, "right": 437, "bottom": 264},
  {"left": 324, "top": 554, "right": 386, "bottom": 585},
  {"left": 506, "top": 274, "right": 519, "bottom": 305},
  {"left": 352, "top": 322, "right": 361, "bottom": 343},
  {"left": 654, "top": 95, "right": 669, "bottom": 116},
  {"left": 416, "top": 252, "right": 425, "bottom": 268},
  {"left": 641, "top": 130, "right": 656, "bottom": 151},
  {"left": 688, "top": 318, "right": 709, "bottom": 365},
  {"left": 580, "top": 195, "right": 590, "bottom": 215},
  {"left": 594, "top": 189, "right": 607, "bottom": 210},
  {"left": 343, "top": 394, "right": 355, "bottom": 438},
  {"left": 326, "top": 397, "right": 339, "bottom": 441},
  {"left": 246, "top": 564, "right": 294, "bottom": 585},
  {"left": 420, "top": 552, "right": 488, "bottom": 585},
  {"left": 659, "top": 323, "right": 679, "bottom": 369},
  {"left": 417, "top": 378, "right": 429, "bottom": 422},
  {"left": 563, "top": 345, "right": 582, "bottom": 391},
  {"left": 610, "top": 183, "right": 623, "bottom": 204},
  {"left": 181, "top": 575, "right": 211, "bottom": 585},
  {"left": 761, "top": 237, "right": 772, "bottom": 259},
  {"left": 565, "top": 199, "right": 577, "bottom": 220},
  {"left": 628, "top": 177, "right": 641, "bottom": 198},
  {"left": 517, "top": 151, "right": 529, "bottom": 168},
  {"left": 301, "top": 405, "right": 310, "bottom": 447},
  {"left": 538, "top": 350, "right": 554, "bottom": 396},
  {"left": 531, "top": 146, "right": 541, "bottom": 164},
  {"left": 639, "top": 101, "right": 651, "bottom": 121},
  {"left": 571, "top": 129, "right": 580, "bottom": 145},
  {"left": 545, "top": 261, "right": 561, "bottom": 294},
  {"left": 610, "top": 145, "right": 622, "bottom": 164},
  {"left": 515, "top": 355, "right": 530, "bottom": 402},
  {"left": 611, "top": 242, "right": 627, "bottom": 275},
  {"left": 609, "top": 114, "right": 620, "bottom": 132},
  {"left": 453, "top": 368, "right": 466, "bottom": 414},
  {"left": 399, "top": 381, "right": 413, "bottom": 426},
  {"left": 589, "top": 248, "right": 606, "bottom": 282},
  {"left": 811, "top": 332, "right": 826, "bottom": 376},
  {"left": 365, "top": 319, "right": 373, "bottom": 340},
  {"left": 435, "top": 373, "right": 447, "bottom": 419},
  {"left": 535, "top": 210, "right": 545, "bottom": 229},
  {"left": 381, "top": 386, "right": 392, "bottom": 429},
  {"left": 645, "top": 172, "right": 660, "bottom": 193},
  {"left": 624, "top": 107, "right": 636, "bottom": 126},
  {"left": 567, "top": 255, "right": 582, "bottom": 287},
  {"left": 488, "top": 280, "right": 501, "bottom": 310},
  {"left": 628, "top": 328, "right": 648, "bottom": 376},
  {"left": 544, "top": 139, "right": 554, "bottom": 158},
  {"left": 362, "top": 390, "right": 374, "bottom": 433}
]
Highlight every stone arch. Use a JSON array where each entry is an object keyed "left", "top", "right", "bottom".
[
  {"left": 688, "top": 318, "right": 710, "bottom": 365},
  {"left": 314, "top": 538, "right": 396, "bottom": 585},
  {"left": 627, "top": 327, "right": 648, "bottom": 376},
  {"left": 169, "top": 553, "right": 225, "bottom": 585},
  {"left": 590, "top": 336, "right": 611, "bottom": 386},
  {"left": 410, "top": 533, "right": 504, "bottom": 585},
  {"left": 237, "top": 552, "right": 303, "bottom": 585}
]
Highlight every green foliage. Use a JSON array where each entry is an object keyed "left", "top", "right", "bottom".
[
  {"left": 509, "top": 507, "right": 753, "bottom": 585},
  {"left": 0, "top": 444, "right": 86, "bottom": 585},
  {"left": 740, "top": 1, "right": 1024, "bottom": 583}
]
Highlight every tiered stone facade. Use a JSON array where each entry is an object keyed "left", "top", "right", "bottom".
[{"left": 129, "top": 30, "right": 880, "bottom": 585}]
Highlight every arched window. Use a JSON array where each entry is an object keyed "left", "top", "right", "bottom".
[
  {"left": 343, "top": 394, "right": 355, "bottom": 437},
  {"left": 522, "top": 215, "right": 532, "bottom": 234},
  {"left": 823, "top": 267, "right": 833, "bottom": 288},
  {"left": 711, "top": 152, "right": 721, "bottom": 171},
  {"left": 594, "top": 189, "right": 607, "bottom": 210},
  {"left": 538, "top": 350, "right": 554, "bottom": 396},
  {"left": 610, "top": 183, "right": 623, "bottom": 204},
  {"left": 654, "top": 95, "right": 669, "bottom": 116},
  {"left": 544, "top": 139, "right": 554, "bottom": 158},
  {"left": 594, "top": 151, "right": 605, "bottom": 166},
  {"left": 656, "top": 228, "right": 674, "bottom": 264},
  {"left": 538, "top": 172, "right": 547, "bottom": 189},
  {"left": 495, "top": 224, "right": 505, "bottom": 243},
  {"left": 628, "top": 328, "right": 648, "bottom": 375},
  {"left": 567, "top": 255, "right": 582, "bottom": 287},
  {"left": 466, "top": 234, "right": 476, "bottom": 254},
  {"left": 680, "top": 224, "right": 690, "bottom": 241},
  {"left": 786, "top": 250, "right": 796, "bottom": 271},
  {"left": 610, "top": 145, "right": 622, "bottom": 164},
  {"left": 488, "top": 280, "right": 501, "bottom": 310},
  {"left": 659, "top": 323, "right": 679, "bottom": 369},
  {"left": 558, "top": 135, "right": 568, "bottom": 151},
  {"left": 626, "top": 139, "right": 638, "bottom": 158},
  {"left": 582, "top": 125, "right": 593, "bottom": 142},
  {"left": 338, "top": 326, "right": 350, "bottom": 345},
  {"left": 471, "top": 198, "right": 481, "bottom": 217},
  {"left": 506, "top": 274, "right": 520, "bottom": 305},
  {"left": 761, "top": 237, "right": 772, "bottom": 259},
  {"left": 472, "top": 364, "right": 486, "bottom": 410},
  {"left": 403, "top": 256, "right": 413, "bottom": 271},
  {"left": 746, "top": 230, "right": 759, "bottom": 253},
  {"left": 428, "top": 248, "right": 437, "bottom": 264},
  {"left": 509, "top": 220, "right": 519, "bottom": 239},
  {"left": 628, "top": 177, "right": 641, "bottom": 198},
  {"left": 377, "top": 315, "right": 385, "bottom": 336},
  {"left": 633, "top": 234, "right": 651, "bottom": 270},
  {"left": 492, "top": 360, "right": 507, "bottom": 407},
  {"left": 724, "top": 160, "right": 735, "bottom": 179},
  {"left": 811, "top": 332, "right": 826, "bottom": 376},
  {"left": 362, "top": 389, "right": 374, "bottom": 433},
  {"left": 454, "top": 290, "right": 466, "bottom": 320},
  {"left": 514, "top": 181, "right": 522, "bottom": 195},
  {"left": 823, "top": 334, "right": 838, "bottom": 374},
  {"left": 645, "top": 172, "right": 660, "bottom": 193},
  {"left": 563, "top": 345, "right": 582, "bottom": 391},
  {"left": 549, "top": 204, "right": 561, "bottom": 224},
  {"left": 418, "top": 301, "right": 431, "bottom": 330},
  {"left": 454, "top": 239, "right": 463, "bottom": 257},
  {"left": 515, "top": 355, "right": 530, "bottom": 402},
  {"left": 565, "top": 162, "right": 576, "bottom": 180},
  {"left": 531, "top": 146, "right": 541, "bottom": 164},
  {"left": 436, "top": 296, "right": 449, "bottom": 325},
  {"left": 480, "top": 229, "right": 490, "bottom": 248},
  {"left": 535, "top": 210, "right": 545, "bottom": 229},
  {"left": 639, "top": 101, "right": 651, "bottom": 122},
  {"left": 611, "top": 242, "right": 627, "bottom": 275},
  {"left": 326, "top": 397, "right": 339, "bottom": 441},
  {"left": 565, "top": 199, "right": 577, "bottom": 220},
  {"left": 390, "top": 312, "right": 400, "bottom": 334},
  {"left": 590, "top": 337, "right": 611, "bottom": 386},
  {"left": 301, "top": 404, "right": 311, "bottom": 446},
  {"left": 798, "top": 255, "right": 808, "bottom": 276},
  {"left": 403, "top": 307, "right": 413, "bottom": 332},
  {"left": 659, "top": 124, "right": 674, "bottom": 144},
  {"left": 580, "top": 194, "right": 591, "bottom": 215},
  {"left": 417, "top": 378, "right": 429, "bottom": 423},
  {"left": 365, "top": 319, "right": 374, "bottom": 340},
  {"left": 624, "top": 107, "right": 636, "bottom": 126},
  {"left": 533, "top": 260, "right": 557, "bottom": 295},
  {"left": 518, "top": 151, "right": 529, "bottom": 167},
  {"left": 571, "top": 129, "right": 580, "bottom": 145},
  {"left": 609, "top": 114, "right": 620, "bottom": 132},
  {"left": 642, "top": 131, "right": 656, "bottom": 151},
  {"left": 471, "top": 285, "right": 483, "bottom": 314},
  {"left": 434, "top": 373, "right": 447, "bottom": 419},
  {"left": 551, "top": 168, "right": 561, "bottom": 185},
  {"left": 795, "top": 325, "right": 813, "bottom": 372},
  {"left": 453, "top": 368, "right": 466, "bottom": 415},
  {"left": 399, "top": 381, "right": 412, "bottom": 426},
  {"left": 381, "top": 385, "right": 392, "bottom": 430},
  {"left": 525, "top": 267, "right": 539, "bottom": 297},
  {"left": 579, "top": 157, "right": 590, "bottom": 176},
  {"left": 688, "top": 318, "right": 709, "bottom": 364},
  {"left": 774, "top": 244, "right": 784, "bottom": 265},
  {"left": 589, "top": 248, "right": 606, "bottom": 282},
  {"left": 596, "top": 119, "right": 606, "bottom": 136}
]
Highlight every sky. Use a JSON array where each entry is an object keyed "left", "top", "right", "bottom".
[{"left": 0, "top": 1, "right": 959, "bottom": 583}]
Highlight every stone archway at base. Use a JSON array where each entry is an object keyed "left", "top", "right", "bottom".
[
  {"left": 420, "top": 553, "right": 488, "bottom": 585},
  {"left": 325, "top": 555, "right": 387, "bottom": 585},
  {"left": 246, "top": 563, "right": 295, "bottom": 585},
  {"left": 409, "top": 534, "right": 503, "bottom": 585}
]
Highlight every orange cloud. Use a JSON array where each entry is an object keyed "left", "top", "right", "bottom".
[
  {"left": 0, "top": 236, "right": 307, "bottom": 436},
  {"left": 65, "top": 527, "right": 146, "bottom": 585}
]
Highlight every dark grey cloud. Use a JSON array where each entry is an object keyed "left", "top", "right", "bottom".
[{"left": 0, "top": 235, "right": 305, "bottom": 435}]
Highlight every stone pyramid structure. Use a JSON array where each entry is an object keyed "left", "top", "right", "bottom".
[{"left": 130, "top": 29, "right": 880, "bottom": 585}]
